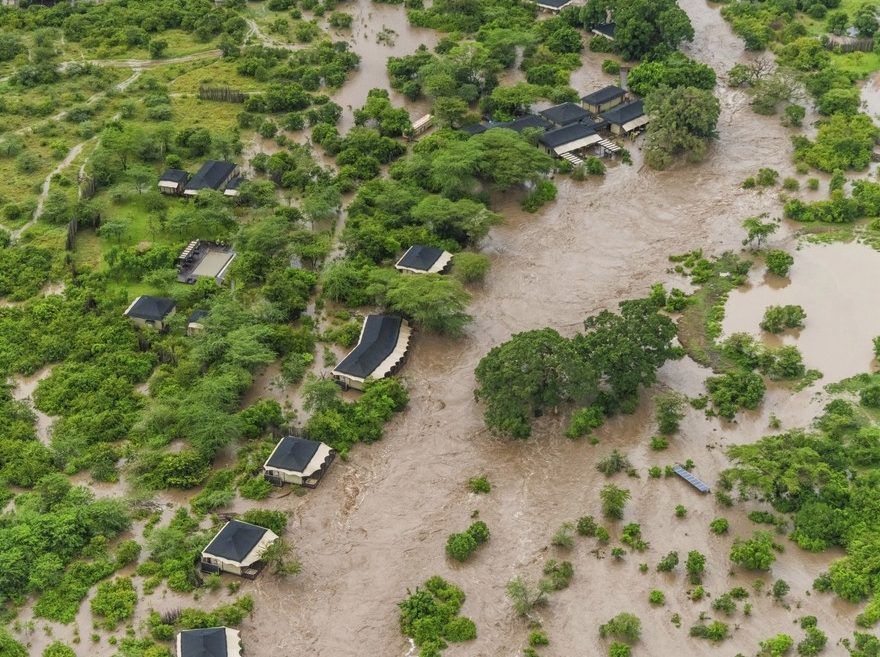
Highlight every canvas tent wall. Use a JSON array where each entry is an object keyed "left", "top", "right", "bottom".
[
  {"left": 264, "top": 436, "right": 336, "bottom": 487},
  {"left": 331, "top": 315, "right": 412, "bottom": 390},
  {"left": 581, "top": 85, "right": 626, "bottom": 114}
]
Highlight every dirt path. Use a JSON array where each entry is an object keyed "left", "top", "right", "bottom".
[{"left": 225, "top": 3, "right": 861, "bottom": 657}]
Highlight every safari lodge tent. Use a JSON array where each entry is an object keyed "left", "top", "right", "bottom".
[
  {"left": 177, "top": 627, "right": 242, "bottom": 657},
  {"left": 264, "top": 436, "right": 336, "bottom": 488},
  {"left": 184, "top": 160, "right": 238, "bottom": 196},
  {"left": 331, "top": 315, "right": 412, "bottom": 390},
  {"left": 538, "top": 122, "right": 601, "bottom": 157},
  {"left": 158, "top": 169, "right": 189, "bottom": 195},
  {"left": 200, "top": 520, "right": 278, "bottom": 578},
  {"left": 123, "top": 295, "right": 176, "bottom": 330},
  {"left": 600, "top": 100, "right": 649, "bottom": 136},
  {"left": 581, "top": 85, "right": 627, "bottom": 115},
  {"left": 540, "top": 102, "right": 591, "bottom": 127},
  {"left": 534, "top": 0, "right": 575, "bottom": 12},
  {"left": 395, "top": 245, "right": 453, "bottom": 274}
]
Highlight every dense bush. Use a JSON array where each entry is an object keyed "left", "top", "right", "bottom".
[
  {"left": 398, "top": 577, "right": 476, "bottom": 655},
  {"left": 761, "top": 305, "right": 806, "bottom": 333},
  {"left": 445, "top": 521, "right": 490, "bottom": 562}
]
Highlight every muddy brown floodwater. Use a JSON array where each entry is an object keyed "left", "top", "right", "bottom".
[
  {"left": 230, "top": 3, "right": 864, "bottom": 657},
  {"left": 17, "top": 2, "right": 872, "bottom": 655},
  {"left": 723, "top": 241, "right": 880, "bottom": 382}
]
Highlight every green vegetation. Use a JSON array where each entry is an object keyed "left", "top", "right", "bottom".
[
  {"left": 475, "top": 296, "right": 678, "bottom": 438},
  {"left": 399, "top": 577, "right": 476, "bottom": 656},
  {"left": 761, "top": 305, "right": 807, "bottom": 333},
  {"left": 467, "top": 475, "right": 491, "bottom": 494},
  {"left": 445, "top": 521, "right": 490, "bottom": 562},
  {"left": 599, "top": 612, "right": 641, "bottom": 644}
]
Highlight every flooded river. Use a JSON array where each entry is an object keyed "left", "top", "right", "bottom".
[
  {"left": 14, "top": 1, "right": 872, "bottom": 655},
  {"left": 231, "top": 2, "right": 862, "bottom": 657}
]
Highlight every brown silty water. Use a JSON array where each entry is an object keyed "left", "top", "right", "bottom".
[
  {"left": 231, "top": 2, "right": 861, "bottom": 657},
  {"left": 13, "top": 1, "right": 872, "bottom": 654}
]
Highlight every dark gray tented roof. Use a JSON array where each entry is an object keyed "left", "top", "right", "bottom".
[
  {"left": 203, "top": 520, "right": 269, "bottom": 562},
  {"left": 593, "top": 22, "right": 616, "bottom": 38},
  {"left": 334, "top": 315, "right": 403, "bottom": 379},
  {"left": 225, "top": 176, "right": 244, "bottom": 190},
  {"left": 537, "top": 0, "right": 573, "bottom": 7},
  {"left": 126, "top": 296, "right": 176, "bottom": 321},
  {"left": 499, "top": 114, "right": 552, "bottom": 133},
  {"left": 179, "top": 628, "right": 229, "bottom": 657},
  {"left": 397, "top": 245, "right": 444, "bottom": 271},
  {"left": 185, "top": 161, "right": 236, "bottom": 192},
  {"left": 600, "top": 99, "right": 645, "bottom": 125},
  {"left": 187, "top": 309, "right": 208, "bottom": 324},
  {"left": 538, "top": 122, "right": 597, "bottom": 148},
  {"left": 460, "top": 123, "right": 489, "bottom": 135},
  {"left": 266, "top": 436, "right": 322, "bottom": 473},
  {"left": 581, "top": 85, "right": 626, "bottom": 105},
  {"left": 540, "top": 102, "right": 591, "bottom": 126},
  {"left": 159, "top": 168, "right": 189, "bottom": 184}
]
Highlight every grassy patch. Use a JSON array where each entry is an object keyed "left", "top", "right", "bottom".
[{"left": 674, "top": 252, "right": 752, "bottom": 371}]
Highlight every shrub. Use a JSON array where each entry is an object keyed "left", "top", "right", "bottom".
[
  {"left": 621, "top": 523, "right": 648, "bottom": 551},
  {"left": 90, "top": 577, "right": 137, "bottom": 628},
  {"left": 765, "top": 249, "right": 794, "bottom": 277},
  {"left": 602, "top": 59, "right": 621, "bottom": 74},
  {"left": 566, "top": 405, "right": 605, "bottom": 439},
  {"left": 756, "top": 168, "right": 779, "bottom": 186},
  {"left": 399, "top": 577, "right": 476, "bottom": 652},
  {"left": 675, "top": 505, "right": 687, "bottom": 518},
  {"left": 43, "top": 643, "right": 76, "bottom": 657},
  {"left": 730, "top": 531, "right": 778, "bottom": 570},
  {"left": 599, "top": 613, "right": 641, "bottom": 643},
  {"left": 657, "top": 551, "right": 679, "bottom": 572},
  {"left": 239, "top": 476, "right": 274, "bottom": 500},
  {"left": 710, "top": 518, "right": 730, "bottom": 534},
  {"left": 542, "top": 559, "right": 574, "bottom": 590},
  {"left": 648, "top": 589, "right": 665, "bottom": 605},
  {"left": 241, "top": 509, "right": 288, "bottom": 535},
  {"left": 577, "top": 515, "right": 597, "bottom": 537},
  {"left": 712, "top": 593, "right": 736, "bottom": 615},
  {"left": 655, "top": 392, "right": 686, "bottom": 434},
  {"left": 759, "top": 634, "right": 794, "bottom": 657},
  {"left": 600, "top": 484, "right": 630, "bottom": 520},
  {"left": 690, "top": 620, "right": 730, "bottom": 642},
  {"left": 551, "top": 522, "right": 575, "bottom": 548},
  {"left": 772, "top": 579, "right": 790, "bottom": 600},
  {"left": 650, "top": 436, "right": 668, "bottom": 450},
  {"left": 446, "top": 521, "right": 490, "bottom": 562},
  {"left": 705, "top": 369, "right": 766, "bottom": 419},
  {"left": 807, "top": 178, "right": 819, "bottom": 190},
  {"left": 451, "top": 252, "right": 491, "bottom": 284},
  {"left": 797, "top": 627, "right": 827, "bottom": 656},
  {"left": 782, "top": 177, "right": 799, "bottom": 191},
  {"left": 597, "top": 450, "right": 631, "bottom": 476},
  {"left": 584, "top": 157, "right": 606, "bottom": 175},
  {"left": 609, "top": 642, "right": 631, "bottom": 657},
  {"left": 760, "top": 305, "right": 806, "bottom": 333},
  {"left": 860, "top": 385, "right": 880, "bottom": 408},
  {"left": 686, "top": 550, "right": 706, "bottom": 584},
  {"left": 468, "top": 475, "right": 491, "bottom": 493},
  {"left": 529, "top": 631, "right": 550, "bottom": 647}
]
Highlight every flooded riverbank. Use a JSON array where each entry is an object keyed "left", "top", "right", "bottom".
[
  {"left": 723, "top": 241, "right": 880, "bottom": 382},
  {"left": 230, "top": 2, "right": 865, "bottom": 656}
]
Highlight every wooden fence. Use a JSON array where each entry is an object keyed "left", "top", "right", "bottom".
[{"left": 198, "top": 85, "right": 247, "bottom": 103}]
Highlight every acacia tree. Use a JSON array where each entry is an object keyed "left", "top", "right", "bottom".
[
  {"left": 475, "top": 329, "right": 597, "bottom": 438},
  {"left": 644, "top": 86, "right": 721, "bottom": 169}
]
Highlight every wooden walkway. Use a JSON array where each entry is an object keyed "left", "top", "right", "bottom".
[{"left": 673, "top": 465, "right": 710, "bottom": 493}]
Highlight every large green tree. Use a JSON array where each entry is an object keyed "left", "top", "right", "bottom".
[
  {"left": 644, "top": 86, "right": 721, "bottom": 169},
  {"left": 475, "top": 329, "right": 597, "bottom": 438}
]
